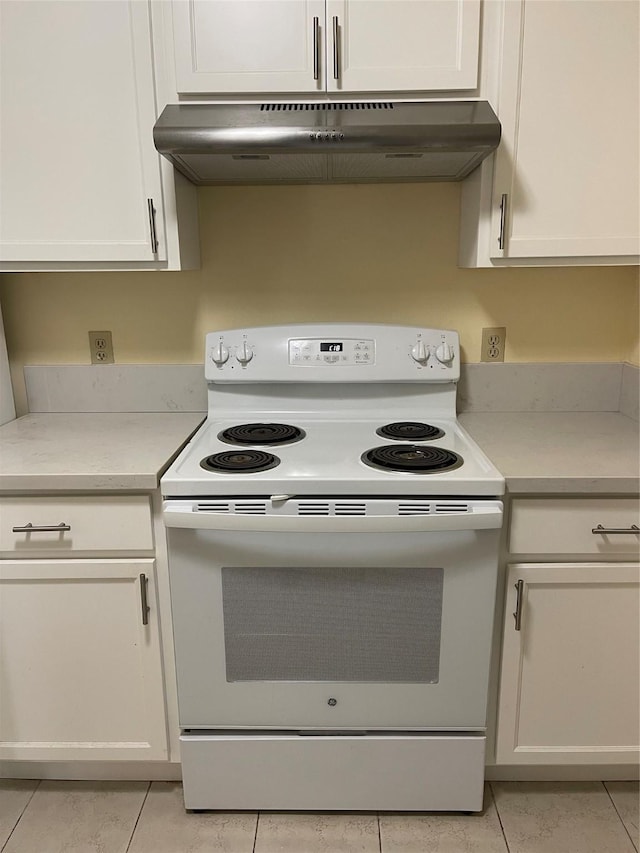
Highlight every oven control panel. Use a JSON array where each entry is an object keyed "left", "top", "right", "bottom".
[
  {"left": 289, "top": 338, "right": 375, "bottom": 366},
  {"left": 205, "top": 324, "right": 460, "bottom": 382}
]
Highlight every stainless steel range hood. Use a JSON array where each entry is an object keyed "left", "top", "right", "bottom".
[{"left": 153, "top": 101, "right": 501, "bottom": 186}]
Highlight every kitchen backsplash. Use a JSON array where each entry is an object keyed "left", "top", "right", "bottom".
[
  {"left": 620, "top": 363, "right": 640, "bottom": 420},
  {"left": 24, "top": 362, "right": 639, "bottom": 420}
]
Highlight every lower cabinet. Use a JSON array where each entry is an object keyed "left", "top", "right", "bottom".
[
  {"left": 496, "top": 561, "right": 640, "bottom": 765},
  {"left": 0, "top": 492, "right": 172, "bottom": 763},
  {"left": 0, "top": 558, "right": 168, "bottom": 762}
]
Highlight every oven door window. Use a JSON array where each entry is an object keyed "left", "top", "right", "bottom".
[{"left": 221, "top": 566, "right": 443, "bottom": 683}]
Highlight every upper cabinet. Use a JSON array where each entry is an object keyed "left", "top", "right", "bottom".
[
  {"left": 0, "top": 0, "right": 198, "bottom": 271},
  {"left": 170, "top": 0, "right": 480, "bottom": 95},
  {"left": 172, "top": 0, "right": 326, "bottom": 94},
  {"left": 460, "top": 0, "right": 640, "bottom": 266}
]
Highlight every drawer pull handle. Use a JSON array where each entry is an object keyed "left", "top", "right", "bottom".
[
  {"left": 513, "top": 579, "right": 524, "bottom": 631},
  {"left": 139, "top": 573, "right": 150, "bottom": 626},
  {"left": 12, "top": 522, "right": 71, "bottom": 533},
  {"left": 592, "top": 524, "right": 639, "bottom": 535}
]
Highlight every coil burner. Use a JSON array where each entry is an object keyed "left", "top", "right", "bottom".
[
  {"left": 362, "top": 444, "right": 463, "bottom": 474},
  {"left": 376, "top": 422, "right": 444, "bottom": 441},
  {"left": 200, "top": 450, "right": 280, "bottom": 473},
  {"left": 219, "top": 423, "right": 305, "bottom": 446}
]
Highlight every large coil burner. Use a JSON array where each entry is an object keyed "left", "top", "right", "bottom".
[
  {"left": 200, "top": 450, "right": 280, "bottom": 473},
  {"left": 362, "top": 444, "right": 463, "bottom": 474}
]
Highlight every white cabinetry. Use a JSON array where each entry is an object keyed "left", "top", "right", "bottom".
[
  {"left": 0, "top": 496, "right": 168, "bottom": 762},
  {"left": 170, "top": 0, "right": 480, "bottom": 95},
  {"left": 0, "top": 0, "right": 198, "bottom": 271},
  {"left": 172, "top": 0, "right": 325, "bottom": 94},
  {"left": 460, "top": 0, "right": 640, "bottom": 266},
  {"left": 495, "top": 498, "right": 640, "bottom": 766}
]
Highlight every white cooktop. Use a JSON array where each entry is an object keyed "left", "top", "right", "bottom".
[{"left": 161, "top": 417, "right": 504, "bottom": 497}]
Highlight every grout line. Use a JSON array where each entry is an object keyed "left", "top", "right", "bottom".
[
  {"left": 0, "top": 779, "right": 41, "bottom": 853},
  {"left": 603, "top": 781, "right": 638, "bottom": 852},
  {"left": 124, "top": 780, "right": 152, "bottom": 853},
  {"left": 252, "top": 811, "right": 260, "bottom": 853},
  {"left": 377, "top": 811, "right": 383, "bottom": 853},
  {"left": 489, "top": 782, "right": 512, "bottom": 853}
]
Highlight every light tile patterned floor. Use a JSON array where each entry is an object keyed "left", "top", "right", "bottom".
[{"left": 0, "top": 780, "right": 637, "bottom": 853}]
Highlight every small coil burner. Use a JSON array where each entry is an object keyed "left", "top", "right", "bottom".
[
  {"left": 362, "top": 444, "right": 463, "bottom": 474},
  {"left": 200, "top": 450, "right": 280, "bottom": 473},
  {"left": 377, "top": 421, "right": 444, "bottom": 441},
  {"left": 219, "top": 423, "right": 305, "bottom": 446}
]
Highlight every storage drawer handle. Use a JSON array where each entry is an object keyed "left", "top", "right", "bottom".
[
  {"left": 139, "top": 573, "right": 150, "bottom": 626},
  {"left": 513, "top": 579, "right": 524, "bottom": 631},
  {"left": 12, "top": 522, "right": 71, "bottom": 533},
  {"left": 592, "top": 524, "right": 639, "bottom": 535}
]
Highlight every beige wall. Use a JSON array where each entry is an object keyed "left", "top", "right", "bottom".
[{"left": 1, "top": 183, "right": 638, "bottom": 413}]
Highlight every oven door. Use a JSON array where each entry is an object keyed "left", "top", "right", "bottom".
[{"left": 164, "top": 499, "right": 502, "bottom": 731}]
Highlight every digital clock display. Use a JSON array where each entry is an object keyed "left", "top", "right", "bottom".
[{"left": 320, "top": 342, "right": 343, "bottom": 352}]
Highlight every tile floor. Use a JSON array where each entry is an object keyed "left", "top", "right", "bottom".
[{"left": 0, "top": 779, "right": 637, "bottom": 853}]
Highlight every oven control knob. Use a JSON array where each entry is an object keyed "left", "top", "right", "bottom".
[
  {"left": 236, "top": 342, "right": 254, "bottom": 365},
  {"left": 209, "top": 342, "right": 229, "bottom": 366},
  {"left": 435, "top": 341, "right": 455, "bottom": 364},
  {"left": 410, "top": 340, "right": 428, "bottom": 364}
]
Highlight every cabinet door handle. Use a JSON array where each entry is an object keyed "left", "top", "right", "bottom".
[
  {"left": 332, "top": 16, "right": 340, "bottom": 80},
  {"left": 592, "top": 524, "right": 639, "bottom": 535},
  {"left": 313, "top": 16, "right": 320, "bottom": 80},
  {"left": 147, "top": 198, "right": 159, "bottom": 254},
  {"left": 139, "top": 573, "right": 150, "bottom": 626},
  {"left": 513, "top": 579, "right": 524, "bottom": 631},
  {"left": 12, "top": 522, "right": 71, "bottom": 533},
  {"left": 498, "top": 193, "right": 508, "bottom": 250}
]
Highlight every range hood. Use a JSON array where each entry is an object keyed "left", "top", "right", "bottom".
[{"left": 153, "top": 101, "right": 500, "bottom": 186}]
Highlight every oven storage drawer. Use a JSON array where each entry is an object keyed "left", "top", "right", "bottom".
[
  {"left": 0, "top": 496, "right": 154, "bottom": 557},
  {"left": 509, "top": 498, "right": 640, "bottom": 557},
  {"left": 180, "top": 732, "right": 486, "bottom": 811}
]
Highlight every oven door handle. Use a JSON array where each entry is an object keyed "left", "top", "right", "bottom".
[{"left": 162, "top": 503, "right": 503, "bottom": 533}]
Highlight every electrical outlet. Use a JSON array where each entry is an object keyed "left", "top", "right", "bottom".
[
  {"left": 89, "top": 331, "right": 114, "bottom": 364},
  {"left": 481, "top": 327, "right": 506, "bottom": 362}
]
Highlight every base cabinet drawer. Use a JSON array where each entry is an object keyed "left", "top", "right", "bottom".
[
  {"left": 509, "top": 498, "right": 640, "bottom": 557},
  {"left": 496, "top": 562, "right": 640, "bottom": 765},
  {"left": 0, "top": 496, "right": 153, "bottom": 556}
]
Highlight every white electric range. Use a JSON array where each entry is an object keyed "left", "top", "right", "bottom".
[{"left": 162, "top": 323, "right": 504, "bottom": 812}]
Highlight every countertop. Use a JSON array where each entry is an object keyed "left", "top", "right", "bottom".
[
  {"left": 1, "top": 411, "right": 637, "bottom": 496},
  {"left": 460, "top": 411, "right": 639, "bottom": 494},
  {"left": 0, "top": 413, "right": 203, "bottom": 491}
]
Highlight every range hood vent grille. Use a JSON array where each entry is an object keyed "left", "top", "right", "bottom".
[{"left": 260, "top": 102, "right": 395, "bottom": 111}]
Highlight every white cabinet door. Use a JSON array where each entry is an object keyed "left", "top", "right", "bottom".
[
  {"left": 491, "top": 0, "right": 639, "bottom": 262},
  {"left": 0, "top": 559, "right": 168, "bottom": 761},
  {"left": 327, "top": 0, "right": 480, "bottom": 93},
  {"left": 0, "top": 0, "right": 166, "bottom": 263},
  {"left": 496, "top": 562, "right": 640, "bottom": 765},
  {"left": 170, "top": 0, "right": 480, "bottom": 95},
  {"left": 171, "top": 0, "right": 326, "bottom": 94}
]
